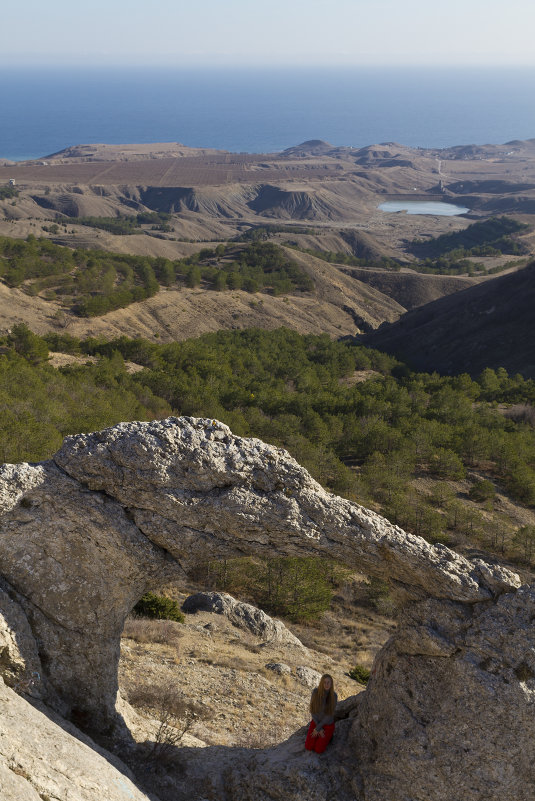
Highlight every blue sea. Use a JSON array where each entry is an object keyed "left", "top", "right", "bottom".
[{"left": 1, "top": 66, "right": 535, "bottom": 161}]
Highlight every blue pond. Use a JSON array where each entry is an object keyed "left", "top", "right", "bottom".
[{"left": 379, "top": 201, "right": 470, "bottom": 216}]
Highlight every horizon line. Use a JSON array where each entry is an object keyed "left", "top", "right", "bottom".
[{"left": 2, "top": 61, "right": 535, "bottom": 70}]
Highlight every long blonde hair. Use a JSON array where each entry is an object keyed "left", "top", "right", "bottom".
[{"left": 310, "top": 674, "right": 336, "bottom": 717}]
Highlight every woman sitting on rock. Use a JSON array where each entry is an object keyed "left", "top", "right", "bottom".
[{"left": 305, "top": 673, "right": 337, "bottom": 753}]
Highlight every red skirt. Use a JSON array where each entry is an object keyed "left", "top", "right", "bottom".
[{"left": 304, "top": 719, "right": 335, "bottom": 753}]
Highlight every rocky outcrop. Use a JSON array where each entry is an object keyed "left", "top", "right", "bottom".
[
  {"left": 0, "top": 459, "right": 177, "bottom": 731},
  {"left": 0, "top": 678, "right": 153, "bottom": 801},
  {"left": 0, "top": 416, "right": 531, "bottom": 801},
  {"left": 182, "top": 591, "right": 306, "bottom": 649},
  {"left": 0, "top": 415, "right": 518, "bottom": 730},
  {"left": 351, "top": 587, "right": 535, "bottom": 800}
]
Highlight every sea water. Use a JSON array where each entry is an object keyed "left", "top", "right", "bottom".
[{"left": 0, "top": 66, "right": 534, "bottom": 160}]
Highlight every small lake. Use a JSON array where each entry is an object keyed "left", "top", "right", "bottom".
[{"left": 378, "top": 200, "right": 470, "bottom": 216}]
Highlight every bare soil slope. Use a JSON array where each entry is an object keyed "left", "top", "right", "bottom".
[{"left": 0, "top": 249, "right": 405, "bottom": 341}]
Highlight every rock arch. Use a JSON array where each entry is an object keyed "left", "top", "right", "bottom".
[{"left": 1, "top": 417, "right": 532, "bottom": 800}]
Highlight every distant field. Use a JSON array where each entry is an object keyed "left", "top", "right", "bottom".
[{"left": 0, "top": 157, "right": 342, "bottom": 187}]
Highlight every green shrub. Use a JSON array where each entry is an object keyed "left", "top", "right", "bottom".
[
  {"left": 348, "top": 664, "right": 371, "bottom": 684},
  {"left": 428, "top": 448, "right": 466, "bottom": 479},
  {"left": 0, "top": 185, "right": 18, "bottom": 200},
  {"left": 8, "top": 323, "right": 49, "bottom": 364},
  {"left": 133, "top": 592, "right": 185, "bottom": 622},
  {"left": 364, "top": 576, "right": 397, "bottom": 615},
  {"left": 468, "top": 479, "right": 496, "bottom": 502}
]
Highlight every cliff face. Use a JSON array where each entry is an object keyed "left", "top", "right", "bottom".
[{"left": 1, "top": 417, "right": 533, "bottom": 801}]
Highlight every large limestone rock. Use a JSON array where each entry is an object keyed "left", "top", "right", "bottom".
[
  {"left": 349, "top": 587, "right": 535, "bottom": 800},
  {"left": 0, "top": 678, "right": 153, "bottom": 801},
  {"left": 0, "top": 417, "right": 518, "bottom": 730},
  {"left": 0, "top": 459, "right": 177, "bottom": 731},
  {"left": 52, "top": 418, "right": 518, "bottom": 603},
  {"left": 0, "top": 416, "right": 531, "bottom": 801}
]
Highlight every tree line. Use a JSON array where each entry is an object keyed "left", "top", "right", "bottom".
[{"left": 60, "top": 212, "right": 173, "bottom": 235}]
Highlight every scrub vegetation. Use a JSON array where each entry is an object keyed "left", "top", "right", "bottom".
[
  {"left": 0, "top": 236, "right": 314, "bottom": 317},
  {"left": 2, "top": 324, "right": 535, "bottom": 567},
  {"left": 411, "top": 216, "right": 528, "bottom": 258}
]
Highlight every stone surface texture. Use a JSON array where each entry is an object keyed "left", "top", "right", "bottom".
[
  {"left": 0, "top": 678, "right": 154, "bottom": 801},
  {"left": 295, "top": 665, "right": 322, "bottom": 688},
  {"left": 182, "top": 590, "right": 306, "bottom": 648},
  {"left": 351, "top": 588, "right": 535, "bottom": 801},
  {"left": 0, "top": 416, "right": 532, "bottom": 801}
]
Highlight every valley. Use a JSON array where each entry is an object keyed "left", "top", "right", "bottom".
[{"left": 1, "top": 138, "right": 534, "bottom": 352}]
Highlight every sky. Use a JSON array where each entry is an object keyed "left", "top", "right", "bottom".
[{"left": 2, "top": 0, "right": 535, "bottom": 68}]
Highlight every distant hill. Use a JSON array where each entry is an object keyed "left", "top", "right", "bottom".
[
  {"left": 281, "top": 140, "right": 333, "bottom": 156},
  {"left": 2, "top": 137, "right": 535, "bottom": 350},
  {"left": 344, "top": 268, "right": 478, "bottom": 311},
  {"left": 365, "top": 262, "right": 535, "bottom": 378}
]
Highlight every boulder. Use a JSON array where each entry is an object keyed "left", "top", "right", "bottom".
[
  {"left": 351, "top": 588, "right": 535, "bottom": 800},
  {"left": 295, "top": 665, "right": 322, "bottom": 688},
  {"left": 265, "top": 662, "right": 292, "bottom": 675},
  {"left": 182, "top": 591, "right": 305, "bottom": 648}
]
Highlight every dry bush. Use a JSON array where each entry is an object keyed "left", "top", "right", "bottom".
[
  {"left": 228, "top": 637, "right": 261, "bottom": 654},
  {"left": 127, "top": 681, "right": 209, "bottom": 764},
  {"left": 122, "top": 616, "right": 183, "bottom": 646},
  {"left": 212, "top": 654, "right": 252, "bottom": 672},
  {"left": 504, "top": 404, "right": 535, "bottom": 427}
]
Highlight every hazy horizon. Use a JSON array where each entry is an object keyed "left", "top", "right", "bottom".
[{"left": 2, "top": 0, "right": 534, "bottom": 69}]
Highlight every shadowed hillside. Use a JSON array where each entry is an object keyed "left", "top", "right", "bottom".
[{"left": 365, "top": 261, "right": 535, "bottom": 377}]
